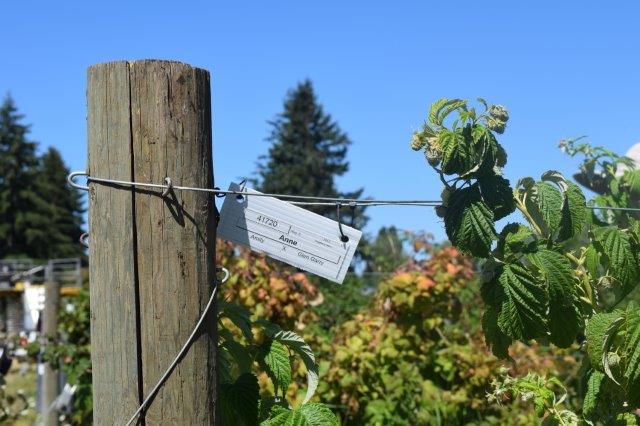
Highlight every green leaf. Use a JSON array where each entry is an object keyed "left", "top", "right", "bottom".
[
  {"left": 528, "top": 249, "right": 582, "bottom": 347},
  {"left": 218, "top": 346, "right": 235, "bottom": 385},
  {"left": 220, "top": 373, "right": 260, "bottom": 426},
  {"left": 261, "top": 340, "right": 292, "bottom": 395},
  {"left": 478, "top": 175, "right": 516, "bottom": 220},
  {"left": 586, "top": 310, "right": 624, "bottom": 371},
  {"left": 259, "top": 397, "right": 289, "bottom": 423},
  {"left": 439, "top": 128, "right": 474, "bottom": 175},
  {"left": 271, "top": 330, "right": 318, "bottom": 404},
  {"left": 220, "top": 327, "right": 253, "bottom": 374},
  {"left": 614, "top": 412, "right": 640, "bottom": 425},
  {"left": 497, "top": 223, "right": 537, "bottom": 260},
  {"left": 444, "top": 186, "right": 497, "bottom": 257},
  {"left": 261, "top": 403, "right": 339, "bottom": 426},
  {"left": 428, "top": 98, "right": 467, "bottom": 126},
  {"left": 496, "top": 263, "right": 548, "bottom": 340},
  {"left": 558, "top": 183, "right": 587, "bottom": 241},
  {"left": 584, "top": 244, "right": 601, "bottom": 279},
  {"left": 428, "top": 98, "right": 449, "bottom": 124},
  {"left": 583, "top": 370, "right": 604, "bottom": 418},
  {"left": 482, "top": 305, "right": 512, "bottom": 358},
  {"left": 623, "top": 304, "right": 640, "bottom": 405},
  {"left": 593, "top": 227, "right": 639, "bottom": 292},
  {"left": 535, "top": 182, "right": 563, "bottom": 235},
  {"left": 516, "top": 177, "right": 564, "bottom": 238},
  {"left": 473, "top": 125, "right": 507, "bottom": 174},
  {"left": 623, "top": 169, "right": 640, "bottom": 198},
  {"left": 220, "top": 300, "right": 254, "bottom": 342}
]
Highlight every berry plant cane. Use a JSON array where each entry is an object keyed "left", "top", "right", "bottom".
[{"left": 411, "top": 99, "right": 640, "bottom": 424}]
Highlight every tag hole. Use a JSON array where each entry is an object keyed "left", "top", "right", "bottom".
[
  {"left": 340, "top": 235, "right": 349, "bottom": 243},
  {"left": 235, "top": 195, "right": 245, "bottom": 203}
]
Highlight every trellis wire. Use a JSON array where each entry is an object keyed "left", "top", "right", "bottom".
[
  {"left": 68, "top": 171, "right": 640, "bottom": 212},
  {"left": 125, "top": 267, "right": 229, "bottom": 426}
]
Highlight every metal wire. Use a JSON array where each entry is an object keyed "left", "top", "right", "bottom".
[
  {"left": 124, "top": 267, "right": 229, "bottom": 426},
  {"left": 68, "top": 171, "right": 640, "bottom": 213},
  {"left": 586, "top": 205, "right": 640, "bottom": 212},
  {"left": 67, "top": 171, "right": 441, "bottom": 207}
]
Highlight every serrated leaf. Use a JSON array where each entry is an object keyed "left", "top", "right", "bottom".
[
  {"left": 220, "top": 327, "right": 253, "bottom": 374},
  {"left": 583, "top": 370, "right": 604, "bottom": 418},
  {"left": 220, "top": 300, "right": 254, "bottom": 342},
  {"left": 541, "top": 170, "right": 569, "bottom": 192},
  {"left": 218, "top": 345, "right": 235, "bottom": 385},
  {"left": 497, "top": 223, "right": 537, "bottom": 260},
  {"left": 516, "top": 177, "right": 564, "bottom": 238},
  {"left": 261, "top": 403, "right": 339, "bottom": 426},
  {"left": 593, "top": 227, "right": 639, "bottom": 292},
  {"left": 603, "top": 316, "right": 625, "bottom": 384},
  {"left": 261, "top": 340, "right": 291, "bottom": 395},
  {"left": 528, "top": 249, "right": 582, "bottom": 347},
  {"left": 623, "top": 304, "right": 640, "bottom": 405},
  {"left": 439, "top": 127, "right": 474, "bottom": 175},
  {"left": 428, "top": 98, "right": 449, "bottom": 125},
  {"left": 444, "top": 186, "right": 497, "bottom": 257},
  {"left": 271, "top": 330, "right": 318, "bottom": 404},
  {"left": 428, "top": 98, "right": 466, "bottom": 126},
  {"left": 496, "top": 263, "right": 548, "bottom": 340},
  {"left": 259, "top": 397, "right": 289, "bottom": 423},
  {"left": 479, "top": 175, "right": 516, "bottom": 220},
  {"left": 437, "top": 99, "right": 467, "bottom": 125},
  {"left": 615, "top": 412, "right": 640, "bottom": 425},
  {"left": 486, "top": 140, "right": 507, "bottom": 170},
  {"left": 586, "top": 310, "right": 624, "bottom": 371},
  {"left": 584, "top": 244, "right": 601, "bottom": 279},
  {"left": 220, "top": 373, "right": 260, "bottom": 426},
  {"left": 535, "top": 182, "right": 563, "bottom": 235},
  {"left": 558, "top": 183, "right": 586, "bottom": 241},
  {"left": 473, "top": 125, "right": 507, "bottom": 174},
  {"left": 482, "top": 305, "right": 512, "bottom": 358},
  {"left": 623, "top": 169, "right": 640, "bottom": 198}
]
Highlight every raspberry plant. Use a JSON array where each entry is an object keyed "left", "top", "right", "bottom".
[
  {"left": 217, "top": 242, "right": 339, "bottom": 426},
  {"left": 411, "top": 99, "right": 640, "bottom": 424}
]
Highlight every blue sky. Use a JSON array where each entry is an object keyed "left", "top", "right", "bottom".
[{"left": 2, "top": 1, "right": 639, "bottom": 240}]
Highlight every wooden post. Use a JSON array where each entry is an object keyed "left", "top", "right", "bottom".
[
  {"left": 87, "top": 60, "right": 216, "bottom": 425},
  {"left": 42, "top": 280, "right": 60, "bottom": 426}
]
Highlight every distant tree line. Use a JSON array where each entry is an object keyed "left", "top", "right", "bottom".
[{"left": 0, "top": 94, "right": 84, "bottom": 260}]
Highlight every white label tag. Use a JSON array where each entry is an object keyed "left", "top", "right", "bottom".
[{"left": 218, "top": 183, "right": 362, "bottom": 284}]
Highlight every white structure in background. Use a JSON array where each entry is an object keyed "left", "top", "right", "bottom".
[
  {"left": 0, "top": 258, "right": 81, "bottom": 334},
  {"left": 617, "top": 143, "right": 640, "bottom": 175},
  {"left": 22, "top": 282, "right": 45, "bottom": 331}
]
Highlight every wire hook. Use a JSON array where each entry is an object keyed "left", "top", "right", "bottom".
[
  {"left": 161, "top": 177, "right": 173, "bottom": 198},
  {"left": 79, "top": 233, "right": 90, "bottom": 248},
  {"left": 336, "top": 203, "right": 349, "bottom": 243},
  {"left": 216, "top": 266, "right": 230, "bottom": 284},
  {"left": 348, "top": 201, "right": 357, "bottom": 227},
  {"left": 236, "top": 179, "right": 248, "bottom": 202},
  {"left": 67, "top": 171, "right": 89, "bottom": 191}
]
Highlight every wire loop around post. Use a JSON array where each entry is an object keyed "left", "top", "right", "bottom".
[{"left": 67, "top": 171, "right": 90, "bottom": 191}]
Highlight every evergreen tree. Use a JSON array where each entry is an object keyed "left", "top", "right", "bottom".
[
  {"left": 36, "top": 147, "right": 84, "bottom": 258},
  {"left": 362, "top": 226, "right": 407, "bottom": 273},
  {"left": 0, "top": 94, "right": 51, "bottom": 258},
  {"left": 256, "top": 80, "right": 366, "bottom": 227}
]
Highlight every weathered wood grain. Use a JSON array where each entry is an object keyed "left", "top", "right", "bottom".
[
  {"left": 87, "top": 60, "right": 216, "bottom": 425},
  {"left": 88, "top": 61, "right": 141, "bottom": 424}
]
